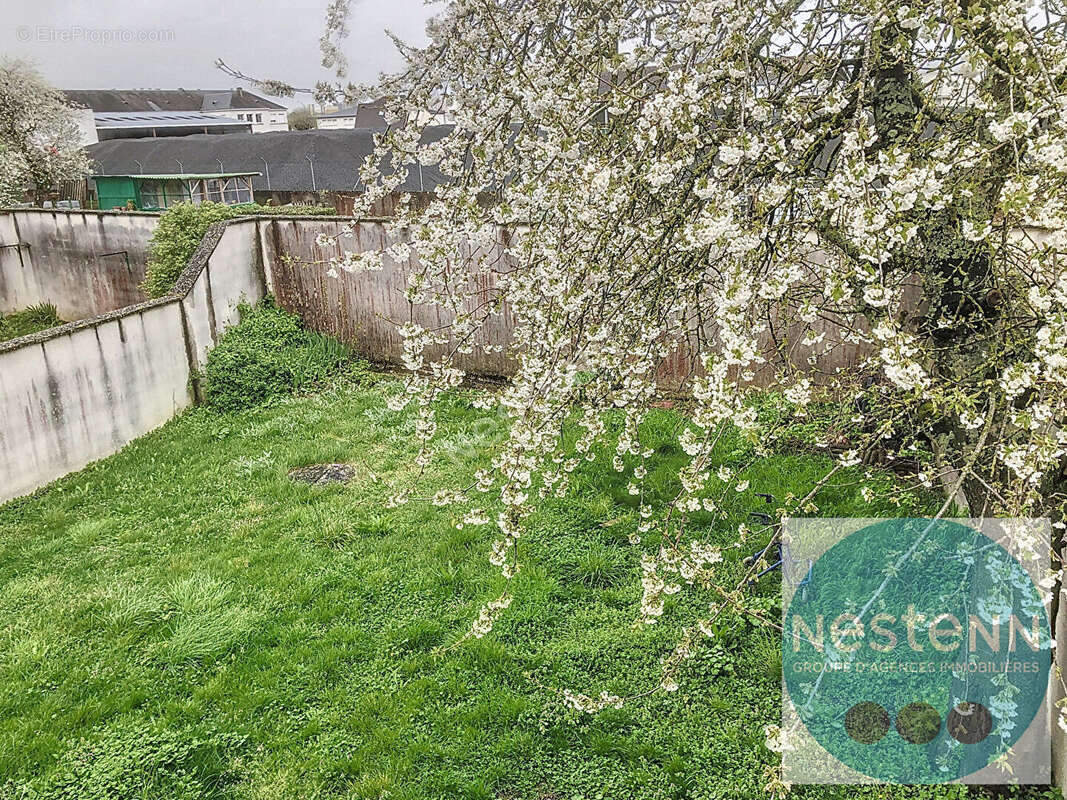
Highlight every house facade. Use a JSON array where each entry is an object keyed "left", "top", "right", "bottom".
[
  {"left": 202, "top": 90, "right": 287, "bottom": 132},
  {"left": 316, "top": 98, "right": 454, "bottom": 130},
  {"left": 316, "top": 106, "right": 360, "bottom": 129},
  {"left": 316, "top": 98, "right": 394, "bottom": 130}
]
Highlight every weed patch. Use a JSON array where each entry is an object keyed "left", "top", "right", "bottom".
[
  {"left": 0, "top": 302, "right": 64, "bottom": 342},
  {"left": 202, "top": 298, "right": 367, "bottom": 411}
]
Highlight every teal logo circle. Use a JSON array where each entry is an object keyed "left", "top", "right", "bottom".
[{"left": 782, "top": 519, "right": 1051, "bottom": 783}]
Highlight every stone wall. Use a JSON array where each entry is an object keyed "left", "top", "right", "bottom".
[{"left": 0, "top": 209, "right": 159, "bottom": 320}]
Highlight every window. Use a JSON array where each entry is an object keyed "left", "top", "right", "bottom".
[
  {"left": 222, "top": 178, "right": 242, "bottom": 204},
  {"left": 178, "top": 181, "right": 195, "bottom": 205},
  {"left": 161, "top": 180, "right": 188, "bottom": 209},
  {"left": 199, "top": 177, "right": 254, "bottom": 206},
  {"left": 236, "top": 113, "right": 244, "bottom": 121},
  {"left": 205, "top": 179, "right": 224, "bottom": 203},
  {"left": 255, "top": 113, "right": 262, "bottom": 123},
  {"left": 139, "top": 180, "right": 160, "bottom": 209}
]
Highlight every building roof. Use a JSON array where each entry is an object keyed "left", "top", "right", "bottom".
[
  {"left": 64, "top": 88, "right": 287, "bottom": 113},
  {"left": 85, "top": 128, "right": 451, "bottom": 193},
  {"left": 94, "top": 172, "right": 260, "bottom": 180},
  {"left": 93, "top": 112, "right": 249, "bottom": 129}
]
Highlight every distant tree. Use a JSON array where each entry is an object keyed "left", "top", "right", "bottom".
[
  {"left": 288, "top": 106, "right": 319, "bottom": 131},
  {"left": 0, "top": 59, "right": 89, "bottom": 206}
]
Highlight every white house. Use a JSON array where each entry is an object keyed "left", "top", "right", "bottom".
[
  {"left": 201, "top": 89, "right": 287, "bottom": 132},
  {"left": 64, "top": 88, "right": 289, "bottom": 136},
  {"left": 316, "top": 105, "right": 360, "bottom": 129},
  {"left": 315, "top": 98, "right": 455, "bottom": 130},
  {"left": 316, "top": 100, "right": 390, "bottom": 130}
]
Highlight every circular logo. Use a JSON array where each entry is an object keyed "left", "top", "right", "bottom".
[{"left": 782, "top": 519, "right": 1051, "bottom": 783}]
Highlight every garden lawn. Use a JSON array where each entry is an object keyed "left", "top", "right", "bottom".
[{"left": 0, "top": 376, "right": 1056, "bottom": 800}]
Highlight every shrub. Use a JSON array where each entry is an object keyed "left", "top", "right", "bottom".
[
  {"left": 140, "top": 202, "right": 338, "bottom": 299},
  {"left": 141, "top": 202, "right": 235, "bottom": 299},
  {"left": 202, "top": 299, "right": 363, "bottom": 411},
  {"left": 0, "top": 302, "right": 64, "bottom": 342},
  {"left": 287, "top": 106, "right": 318, "bottom": 130}
]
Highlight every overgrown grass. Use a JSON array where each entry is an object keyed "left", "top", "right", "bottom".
[
  {"left": 0, "top": 377, "right": 1057, "bottom": 799},
  {"left": 0, "top": 302, "right": 64, "bottom": 342},
  {"left": 202, "top": 299, "right": 366, "bottom": 411}
]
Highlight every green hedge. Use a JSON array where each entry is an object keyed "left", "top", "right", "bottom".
[
  {"left": 202, "top": 298, "right": 365, "bottom": 411},
  {"left": 140, "top": 202, "right": 337, "bottom": 299}
]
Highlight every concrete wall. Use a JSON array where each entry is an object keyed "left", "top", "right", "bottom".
[
  {"left": 0, "top": 218, "right": 265, "bottom": 504},
  {"left": 178, "top": 220, "right": 266, "bottom": 369},
  {"left": 0, "top": 209, "right": 159, "bottom": 321},
  {"left": 263, "top": 222, "right": 1061, "bottom": 390},
  {"left": 261, "top": 219, "right": 876, "bottom": 387},
  {"left": 265, "top": 218, "right": 518, "bottom": 377},
  {"left": 4, "top": 212, "right": 856, "bottom": 391},
  {"left": 0, "top": 300, "right": 190, "bottom": 502}
]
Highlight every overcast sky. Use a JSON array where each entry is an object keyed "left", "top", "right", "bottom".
[{"left": 1, "top": 0, "right": 437, "bottom": 107}]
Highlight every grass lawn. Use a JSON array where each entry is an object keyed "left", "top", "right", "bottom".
[{"left": 0, "top": 375, "right": 1058, "bottom": 799}]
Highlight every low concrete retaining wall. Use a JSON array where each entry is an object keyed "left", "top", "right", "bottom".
[
  {"left": 0, "top": 209, "right": 159, "bottom": 320},
  {"left": 0, "top": 219, "right": 265, "bottom": 504}
]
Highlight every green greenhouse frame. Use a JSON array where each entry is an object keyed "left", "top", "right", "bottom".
[{"left": 92, "top": 172, "right": 259, "bottom": 211}]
